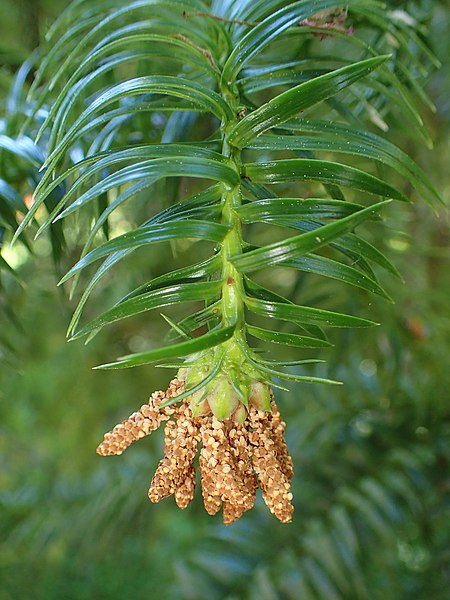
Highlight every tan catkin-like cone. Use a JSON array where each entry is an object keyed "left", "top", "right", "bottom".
[
  {"left": 268, "top": 401, "right": 294, "bottom": 482},
  {"left": 198, "top": 419, "right": 226, "bottom": 515},
  {"left": 96, "top": 382, "right": 182, "bottom": 456},
  {"left": 248, "top": 407, "right": 294, "bottom": 523},
  {"left": 225, "top": 423, "right": 258, "bottom": 522},
  {"left": 148, "top": 401, "right": 200, "bottom": 502},
  {"left": 96, "top": 376, "right": 295, "bottom": 524}
]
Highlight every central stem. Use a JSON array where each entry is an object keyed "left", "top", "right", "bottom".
[
  {"left": 220, "top": 88, "right": 245, "bottom": 341},
  {"left": 180, "top": 85, "right": 270, "bottom": 420}
]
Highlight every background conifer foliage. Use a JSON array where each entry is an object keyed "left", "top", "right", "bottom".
[{"left": 0, "top": 1, "right": 449, "bottom": 598}]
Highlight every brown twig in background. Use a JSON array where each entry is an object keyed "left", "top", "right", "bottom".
[
  {"left": 182, "top": 10, "right": 354, "bottom": 37},
  {"left": 182, "top": 11, "right": 258, "bottom": 27},
  {"left": 173, "top": 33, "right": 220, "bottom": 72}
]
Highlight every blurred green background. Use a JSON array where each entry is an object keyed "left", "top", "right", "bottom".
[{"left": 0, "top": 1, "right": 449, "bottom": 599}]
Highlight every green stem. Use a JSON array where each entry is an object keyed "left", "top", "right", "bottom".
[{"left": 220, "top": 87, "right": 245, "bottom": 341}]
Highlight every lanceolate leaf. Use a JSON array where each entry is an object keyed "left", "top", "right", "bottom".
[
  {"left": 282, "top": 119, "right": 440, "bottom": 205},
  {"left": 228, "top": 55, "right": 389, "bottom": 148},
  {"left": 247, "top": 325, "right": 332, "bottom": 349},
  {"left": 249, "top": 360, "right": 341, "bottom": 385},
  {"left": 232, "top": 201, "right": 390, "bottom": 273},
  {"left": 243, "top": 160, "right": 406, "bottom": 201},
  {"left": 239, "top": 62, "right": 333, "bottom": 95},
  {"left": 60, "top": 220, "right": 230, "bottom": 283},
  {"left": 268, "top": 217, "right": 403, "bottom": 280},
  {"left": 237, "top": 198, "right": 366, "bottom": 223},
  {"left": 245, "top": 296, "right": 378, "bottom": 328},
  {"left": 247, "top": 129, "right": 440, "bottom": 206},
  {"left": 119, "top": 256, "right": 221, "bottom": 304},
  {"left": 241, "top": 276, "right": 324, "bottom": 341},
  {"left": 67, "top": 255, "right": 221, "bottom": 339},
  {"left": 243, "top": 275, "right": 294, "bottom": 305},
  {"left": 281, "top": 254, "right": 392, "bottom": 299},
  {"left": 71, "top": 280, "right": 223, "bottom": 340},
  {"left": 94, "top": 324, "right": 237, "bottom": 369}
]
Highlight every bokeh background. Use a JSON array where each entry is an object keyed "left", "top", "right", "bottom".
[{"left": 1, "top": 1, "right": 449, "bottom": 599}]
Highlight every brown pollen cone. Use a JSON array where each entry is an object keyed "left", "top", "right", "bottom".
[
  {"left": 148, "top": 401, "right": 200, "bottom": 503},
  {"left": 96, "top": 379, "right": 182, "bottom": 456},
  {"left": 248, "top": 407, "right": 294, "bottom": 523},
  {"left": 96, "top": 377, "right": 294, "bottom": 524}
]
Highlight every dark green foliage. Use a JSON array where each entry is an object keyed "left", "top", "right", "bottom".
[{"left": 12, "top": 0, "right": 441, "bottom": 385}]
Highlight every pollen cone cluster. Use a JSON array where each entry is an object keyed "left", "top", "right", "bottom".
[{"left": 97, "top": 378, "right": 294, "bottom": 524}]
